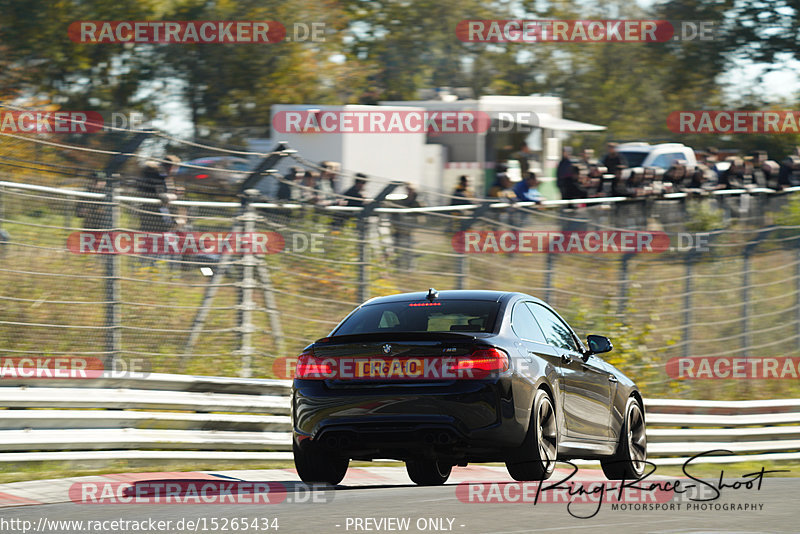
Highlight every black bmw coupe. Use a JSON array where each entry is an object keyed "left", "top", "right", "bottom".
[{"left": 291, "top": 289, "right": 646, "bottom": 485}]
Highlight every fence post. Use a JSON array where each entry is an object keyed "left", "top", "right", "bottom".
[
  {"left": 682, "top": 253, "right": 694, "bottom": 359},
  {"left": 544, "top": 253, "right": 554, "bottom": 303},
  {"left": 236, "top": 195, "right": 258, "bottom": 378},
  {"left": 797, "top": 245, "right": 800, "bottom": 352},
  {"left": 617, "top": 253, "right": 634, "bottom": 316},
  {"left": 455, "top": 202, "right": 492, "bottom": 290},
  {"left": 104, "top": 177, "right": 121, "bottom": 370},
  {"left": 356, "top": 182, "right": 401, "bottom": 302},
  {"left": 741, "top": 246, "right": 750, "bottom": 359},
  {"left": 357, "top": 217, "right": 370, "bottom": 303}
]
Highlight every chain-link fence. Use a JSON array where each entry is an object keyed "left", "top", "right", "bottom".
[
  {"left": 3, "top": 176, "right": 800, "bottom": 401},
  {"left": 2, "top": 118, "right": 800, "bottom": 400}
]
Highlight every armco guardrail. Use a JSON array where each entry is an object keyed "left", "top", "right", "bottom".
[{"left": 0, "top": 374, "right": 798, "bottom": 465}]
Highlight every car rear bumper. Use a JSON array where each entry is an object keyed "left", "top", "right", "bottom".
[{"left": 292, "top": 378, "right": 527, "bottom": 461}]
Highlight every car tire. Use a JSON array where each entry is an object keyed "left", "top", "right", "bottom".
[
  {"left": 506, "top": 388, "right": 558, "bottom": 481},
  {"left": 601, "top": 397, "right": 647, "bottom": 480},
  {"left": 293, "top": 439, "right": 349, "bottom": 485},
  {"left": 405, "top": 459, "right": 452, "bottom": 486}
]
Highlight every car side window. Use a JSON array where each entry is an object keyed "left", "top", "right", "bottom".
[
  {"left": 511, "top": 302, "right": 547, "bottom": 343},
  {"left": 651, "top": 152, "right": 685, "bottom": 169},
  {"left": 527, "top": 304, "right": 579, "bottom": 352}
]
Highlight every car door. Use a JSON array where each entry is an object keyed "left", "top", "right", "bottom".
[
  {"left": 527, "top": 303, "right": 612, "bottom": 441},
  {"left": 510, "top": 301, "right": 560, "bottom": 372},
  {"left": 509, "top": 301, "right": 560, "bottom": 429}
]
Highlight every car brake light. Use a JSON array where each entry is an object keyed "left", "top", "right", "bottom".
[
  {"left": 196, "top": 174, "right": 209, "bottom": 179},
  {"left": 295, "top": 351, "right": 333, "bottom": 379},
  {"left": 451, "top": 348, "right": 509, "bottom": 377}
]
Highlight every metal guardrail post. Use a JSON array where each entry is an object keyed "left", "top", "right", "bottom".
[{"left": 104, "top": 177, "right": 121, "bottom": 370}]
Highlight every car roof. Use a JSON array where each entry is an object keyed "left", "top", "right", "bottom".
[
  {"left": 361, "top": 290, "right": 544, "bottom": 306},
  {"left": 618, "top": 143, "right": 688, "bottom": 152}
]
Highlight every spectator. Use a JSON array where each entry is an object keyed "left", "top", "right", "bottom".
[
  {"left": 76, "top": 173, "right": 109, "bottom": 229},
  {"left": 580, "top": 148, "right": 600, "bottom": 176},
  {"left": 512, "top": 143, "right": 534, "bottom": 174},
  {"left": 343, "top": 173, "right": 368, "bottom": 207},
  {"left": 561, "top": 164, "right": 588, "bottom": 200},
  {"left": 601, "top": 142, "right": 628, "bottom": 176},
  {"left": 705, "top": 147, "right": 721, "bottom": 178},
  {"left": 136, "top": 156, "right": 180, "bottom": 233},
  {"left": 718, "top": 157, "right": 745, "bottom": 189},
  {"left": 451, "top": 175, "right": 475, "bottom": 204},
  {"left": 664, "top": 160, "right": 688, "bottom": 191},
  {"left": 778, "top": 155, "right": 800, "bottom": 189},
  {"left": 392, "top": 183, "right": 422, "bottom": 269},
  {"left": 556, "top": 146, "right": 574, "bottom": 199},
  {"left": 277, "top": 167, "right": 304, "bottom": 201},
  {"left": 762, "top": 160, "right": 781, "bottom": 189},
  {"left": 300, "top": 171, "right": 321, "bottom": 204},
  {"left": 513, "top": 172, "right": 544, "bottom": 203},
  {"left": 488, "top": 173, "right": 516, "bottom": 201},
  {"left": 318, "top": 161, "right": 340, "bottom": 203}
]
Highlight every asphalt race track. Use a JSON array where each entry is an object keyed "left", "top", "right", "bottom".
[{"left": 0, "top": 466, "right": 796, "bottom": 533}]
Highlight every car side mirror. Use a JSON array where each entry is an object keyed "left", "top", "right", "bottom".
[{"left": 586, "top": 335, "right": 612, "bottom": 355}]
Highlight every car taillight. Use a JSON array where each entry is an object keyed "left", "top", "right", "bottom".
[
  {"left": 295, "top": 351, "right": 333, "bottom": 379},
  {"left": 451, "top": 348, "right": 509, "bottom": 378},
  {"left": 196, "top": 174, "right": 209, "bottom": 179}
]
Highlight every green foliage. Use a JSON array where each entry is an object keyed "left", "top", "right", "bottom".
[{"left": 685, "top": 198, "right": 725, "bottom": 232}]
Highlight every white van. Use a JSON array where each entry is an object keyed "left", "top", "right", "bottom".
[{"left": 616, "top": 142, "right": 697, "bottom": 171}]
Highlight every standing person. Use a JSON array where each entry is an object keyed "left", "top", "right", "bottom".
[
  {"left": 512, "top": 143, "right": 534, "bottom": 175},
  {"left": 343, "top": 173, "right": 368, "bottom": 207},
  {"left": 76, "top": 172, "right": 109, "bottom": 229},
  {"left": 601, "top": 143, "right": 628, "bottom": 176},
  {"left": 392, "top": 183, "right": 422, "bottom": 269},
  {"left": 718, "top": 157, "right": 745, "bottom": 189},
  {"left": 556, "top": 146, "right": 574, "bottom": 199},
  {"left": 137, "top": 156, "right": 180, "bottom": 233},
  {"left": 451, "top": 175, "right": 475, "bottom": 204},
  {"left": 562, "top": 164, "right": 588, "bottom": 200},
  {"left": 318, "top": 161, "right": 340, "bottom": 204},
  {"left": 277, "top": 167, "right": 303, "bottom": 201}
]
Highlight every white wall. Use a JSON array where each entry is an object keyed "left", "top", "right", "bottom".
[{"left": 270, "top": 104, "right": 427, "bottom": 198}]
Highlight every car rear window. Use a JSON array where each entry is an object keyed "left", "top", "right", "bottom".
[
  {"left": 333, "top": 300, "right": 500, "bottom": 335},
  {"left": 618, "top": 151, "right": 647, "bottom": 168}
]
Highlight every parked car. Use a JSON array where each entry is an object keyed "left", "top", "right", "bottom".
[
  {"left": 291, "top": 289, "right": 646, "bottom": 485},
  {"left": 174, "top": 156, "right": 254, "bottom": 195}
]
